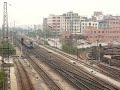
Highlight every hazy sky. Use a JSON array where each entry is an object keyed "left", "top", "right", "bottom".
[{"left": 0, "top": 0, "right": 120, "bottom": 26}]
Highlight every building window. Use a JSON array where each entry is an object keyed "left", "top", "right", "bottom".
[
  {"left": 98, "top": 31, "right": 100, "bottom": 33},
  {"left": 94, "top": 31, "right": 96, "bottom": 33},
  {"left": 102, "top": 31, "right": 104, "bottom": 33},
  {"left": 89, "top": 23, "right": 91, "bottom": 26}
]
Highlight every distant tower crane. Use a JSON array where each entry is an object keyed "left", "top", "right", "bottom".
[{"left": 2, "top": 2, "right": 11, "bottom": 90}]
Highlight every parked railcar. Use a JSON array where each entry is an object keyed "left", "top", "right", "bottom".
[
  {"left": 111, "top": 55, "right": 120, "bottom": 60},
  {"left": 28, "top": 41, "right": 34, "bottom": 49},
  {"left": 20, "top": 37, "right": 34, "bottom": 49},
  {"left": 24, "top": 41, "right": 34, "bottom": 49}
]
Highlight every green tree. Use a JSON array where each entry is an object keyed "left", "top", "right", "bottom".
[
  {"left": 62, "top": 35, "right": 77, "bottom": 54},
  {"left": 73, "top": 35, "right": 86, "bottom": 40},
  {"left": 0, "top": 41, "right": 16, "bottom": 56},
  {"left": 36, "top": 29, "right": 44, "bottom": 38},
  {"left": 0, "top": 71, "right": 3, "bottom": 88}
]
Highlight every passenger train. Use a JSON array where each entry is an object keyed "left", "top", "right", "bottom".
[
  {"left": 20, "top": 37, "right": 34, "bottom": 49},
  {"left": 24, "top": 41, "right": 34, "bottom": 49}
]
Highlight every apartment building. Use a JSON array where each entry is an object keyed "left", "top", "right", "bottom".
[
  {"left": 92, "top": 11, "right": 104, "bottom": 21},
  {"left": 83, "top": 24, "right": 120, "bottom": 43},
  {"left": 99, "top": 18, "right": 120, "bottom": 29},
  {"left": 44, "top": 11, "right": 82, "bottom": 34},
  {"left": 60, "top": 11, "right": 81, "bottom": 34},
  {"left": 81, "top": 21, "right": 99, "bottom": 33},
  {"left": 47, "top": 14, "right": 61, "bottom": 32}
]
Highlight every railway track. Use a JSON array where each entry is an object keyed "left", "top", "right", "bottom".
[
  {"left": 79, "top": 52, "right": 89, "bottom": 60},
  {"left": 17, "top": 40, "right": 105, "bottom": 90},
  {"left": 15, "top": 37, "right": 120, "bottom": 90},
  {"left": 48, "top": 60, "right": 109, "bottom": 90},
  {"left": 29, "top": 45, "right": 119, "bottom": 90},
  {"left": 97, "top": 64, "right": 120, "bottom": 78},
  {"left": 111, "top": 60, "right": 120, "bottom": 67},
  {"left": 15, "top": 40, "right": 62, "bottom": 90},
  {"left": 14, "top": 58, "right": 34, "bottom": 90},
  {"left": 79, "top": 52, "right": 120, "bottom": 81},
  {"left": 40, "top": 44, "right": 120, "bottom": 82},
  {"left": 29, "top": 48, "right": 105, "bottom": 90},
  {"left": 50, "top": 53, "right": 119, "bottom": 90},
  {"left": 24, "top": 49, "right": 62, "bottom": 90},
  {"left": 30, "top": 49, "right": 93, "bottom": 90}
]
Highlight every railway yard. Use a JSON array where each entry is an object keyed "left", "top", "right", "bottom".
[
  {"left": 1, "top": 1, "right": 120, "bottom": 90},
  {"left": 9, "top": 35, "right": 120, "bottom": 90}
]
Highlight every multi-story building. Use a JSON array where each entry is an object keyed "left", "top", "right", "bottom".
[
  {"left": 42, "top": 18, "right": 48, "bottom": 31},
  {"left": 60, "top": 11, "right": 81, "bottom": 34},
  {"left": 91, "top": 11, "right": 104, "bottom": 21},
  {"left": 44, "top": 11, "right": 82, "bottom": 34},
  {"left": 83, "top": 24, "right": 120, "bottom": 43},
  {"left": 47, "top": 14, "right": 61, "bottom": 32},
  {"left": 81, "top": 21, "right": 99, "bottom": 33},
  {"left": 99, "top": 20, "right": 110, "bottom": 29},
  {"left": 99, "top": 18, "right": 120, "bottom": 29}
]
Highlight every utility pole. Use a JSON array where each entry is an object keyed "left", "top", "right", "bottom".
[
  {"left": 44, "top": 22, "right": 47, "bottom": 45},
  {"left": 2, "top": 2, "right": 11, "bottom": 90},
  {"left": 75, "top": 28, "right": 78, "bottom": 60},
  {"left": 96, "top": 40, "right": 99, "bottom": 61},
  {"left": 98, "top": 44, "right": 101, "bottom": 62},
  {"left": 97, "top": 36, "right": 101, "bottom": 63},
  {"left": 54, "top": 28, "right": 57, "bottom": 48},
  {"left": 70, "top": 19, "right": 73, "bottom": 54},
  {"left": 21, "top": 38, "right": 24, "bottom": 57},
  {"left": 13, "top": 21, "right": 16, "bottom": 47}
]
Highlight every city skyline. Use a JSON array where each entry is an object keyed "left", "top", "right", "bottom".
[{"left": 0, "top": 0, "right": 120, "bottom": 26}]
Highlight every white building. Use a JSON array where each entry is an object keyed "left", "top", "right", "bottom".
[
  {"left": 44, "top": 11, "right": 85, "bottom": 34},
  {"left": 93, "top": 11, "right": 104, "bottom": 21},
  {"left": 60, "top": 11, "right": 81, "bottom": 34},
  {"left": 81, "top": 21, "right": 99, "bottom": 33}
]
